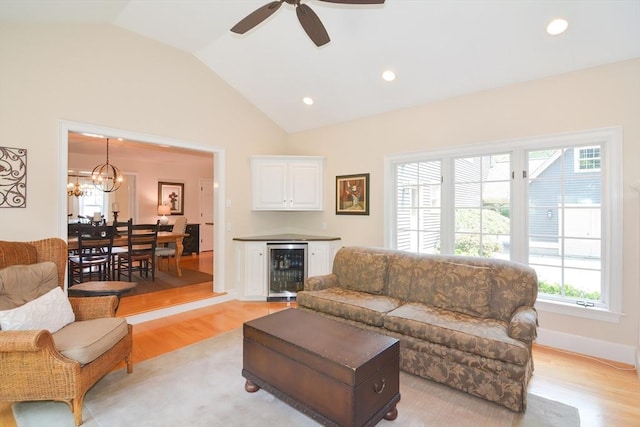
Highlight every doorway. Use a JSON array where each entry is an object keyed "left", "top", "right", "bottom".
[{"left": 59, "top": 120, "right": 227, "bottom": 320}]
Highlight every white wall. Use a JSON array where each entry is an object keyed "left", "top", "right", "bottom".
[
  {"left": 286, "top": 59, "right": 640, "bottom": 363},
  {"left": 0, "top": 23, "right": 287, "bottom": 294}
]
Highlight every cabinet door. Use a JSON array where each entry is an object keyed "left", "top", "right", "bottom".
[
  {"left": 289, "top": 160, "right": 323, "bottom": 210},
  {"left": 308, "top": 242, "right": 330, "bottom": 277},
  {"left": 245, "top": 242, "right": 267, "bottom": 298},
  {"left": 252, "top": 156, "right": 324, "bottom": 211},
  {"left": 252, "top": 160, "right": 288, "bottom": 210}
]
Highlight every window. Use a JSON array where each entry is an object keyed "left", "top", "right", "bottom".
[
  {"left": 396, "top": 161, "right": 441, "bottom": 254},
  {"left": 574, "top": 146, "right": 601, "bottom": 172},
  {"left": 67, "top": 176, "right": 111, "bottom": 221},
  {"left": 387, "top": 128, "right": 622, "bottom": 320}
]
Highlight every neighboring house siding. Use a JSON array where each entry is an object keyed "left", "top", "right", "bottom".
[{"left": 529, "top": 148, "right": 601, "bottom": 248}]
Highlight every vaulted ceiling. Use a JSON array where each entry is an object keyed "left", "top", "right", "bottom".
[{"left": 2, "top": 0, "right": 639, "bottom": 134}]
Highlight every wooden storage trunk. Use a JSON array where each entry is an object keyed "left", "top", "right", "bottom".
[{"left": 242, "top": 309, "right": 400, "bottom": 427}]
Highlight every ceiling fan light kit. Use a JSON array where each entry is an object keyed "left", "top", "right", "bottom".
[{"left": 231, "top": 0, "right": 385, "bottom": 47}]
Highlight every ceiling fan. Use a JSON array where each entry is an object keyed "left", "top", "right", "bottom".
[{"left": 231, "top": 0, "right": 385, "bottom": 47}]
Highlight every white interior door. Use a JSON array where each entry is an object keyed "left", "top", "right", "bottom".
[{"left": 199, "top": 177, "right": 214, "bottom": 252}]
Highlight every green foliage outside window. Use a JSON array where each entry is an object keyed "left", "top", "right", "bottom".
[{"left": 538, "top": 279, "right": 601, "bottom": 301}]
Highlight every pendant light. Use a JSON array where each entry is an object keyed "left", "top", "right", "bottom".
[{"left": 91, "top": 138, "right": 122, "bottom": 193}]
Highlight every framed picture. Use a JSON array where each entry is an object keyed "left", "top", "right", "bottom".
[
  {"left": 158, "top": 182, "right": 184, "bottom": 215},
  {"left": 336, "top": 173, "right": 369, "bottom": 215}
]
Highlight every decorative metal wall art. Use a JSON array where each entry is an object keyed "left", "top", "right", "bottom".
[{"left": 0, "top": 146, "right": 27, "bottom": 208}]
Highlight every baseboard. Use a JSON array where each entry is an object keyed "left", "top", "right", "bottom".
[
  {"left": 537, "top": 327, "right": 637, "bottom": 366},
  {"left": 125, "top": 290, "right": 239, "bottom": 324}
]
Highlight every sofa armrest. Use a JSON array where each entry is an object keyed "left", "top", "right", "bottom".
[
  {"left": 69, "top": 296, "right": 117, "bottom": 320},
  {"left": 304, "top": 273, "right": 338, "bottom": 291},
  {"left": 508, "top": 306, "right": 538, "bottom": 342}
]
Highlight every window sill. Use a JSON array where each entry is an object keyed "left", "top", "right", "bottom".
[{"left": 535, "top": 299, "right": 624, "bottom": 323}]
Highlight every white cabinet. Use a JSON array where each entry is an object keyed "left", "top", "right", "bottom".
[
  {"left": 252, "top": 156, "right": 324, "bottom": 211},
  {"left": 237, "top": 242, "right": 267, "bottom": 300},
  {"left": 308, "top": 240, "right": 341, "bottom": 277},
  {"left": 235, "top": 237, "right": 340, "bottom": 300}
]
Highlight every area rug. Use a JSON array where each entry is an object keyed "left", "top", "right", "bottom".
[
  {"left": 122, "top": 268, "right": 213, "bottom": 296},
  {"left": 13, "top": 329, "right": 580, "bottom": 427}
]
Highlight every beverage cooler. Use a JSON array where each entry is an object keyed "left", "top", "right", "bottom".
[{"left": 267, "top": 243, "right": 308, "bottom": 301}]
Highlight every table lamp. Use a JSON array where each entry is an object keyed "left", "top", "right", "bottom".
[{"left": 158, "top": 205, "right": 171, "bottom": 225}]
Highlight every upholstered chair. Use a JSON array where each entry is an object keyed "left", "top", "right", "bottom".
[
  {"left": 155, "top": 216, "right": 188, "bottom": 273},
  {"left": 0, "top": 238, "right": 133, "bottom": 426}
]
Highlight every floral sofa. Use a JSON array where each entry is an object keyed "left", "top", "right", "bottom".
[{"left": 296, "top": 246, "right": 538, "bottom": 412}]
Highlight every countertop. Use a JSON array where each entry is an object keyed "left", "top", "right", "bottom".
[{"left": 233, "top": 233, "right": 341, "bottom": 242}]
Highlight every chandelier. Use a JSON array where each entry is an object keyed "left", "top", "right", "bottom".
[
  {"left": 91, "top": 138, "right": 122, "bottom": 193},
  {"left": 67, "top": 175, "right": 91, "bottom": 198}
]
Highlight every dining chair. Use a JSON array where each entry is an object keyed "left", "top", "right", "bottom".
[
  {"left": 118, "top": 219, "right": 160, "bottom": 282},
  {"left": 155, "top": 217, "right": 188, "bottom": 273},
  {"left": 68, "top": 224, "right": 115, "bottom": 285},
  {"left": 110, "top": 219, "right": 130, "bottom": 278}
]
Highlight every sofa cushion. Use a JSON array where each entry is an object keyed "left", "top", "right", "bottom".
[
  {"left": 411, "top": 261, "right": 493, "bottom": 318},
  {"left": 334, "top": 250, "right": 389, "bottom": 295},
  {"left": 383, "top": 302, "right": 530, "bottom": 366},
  {"left": 53, "top": 317, "right": 129, "bottom": 365},
  {"left": 0, "top": 261, "right": 59, "bottom": 310},
  {"left": 0, "top": 286, "right": 75, "bottom": 332},
  {"left": 297, "top": 288, "right": 402, "bottom": 327}
]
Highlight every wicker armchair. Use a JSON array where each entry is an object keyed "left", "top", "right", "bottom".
[{"left": 0, "top": 238, "right": 133, "bottom": 426}]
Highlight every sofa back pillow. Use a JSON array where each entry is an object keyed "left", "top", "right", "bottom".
[
  {"left": 409, "top": 259, "right": 492, "bottom": 318},
  {"left": 0, "top": 261, "right": 59, "bottom": 310},
  {"left": 333, "top": 248, "right": 389, "bottom": 295}
]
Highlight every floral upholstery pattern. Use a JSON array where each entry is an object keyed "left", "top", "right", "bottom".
[
  {"left": 297, "top": 246, "right": 538, "bottom": 413},
  {"left": 296, "top": 287, "right": 402, "bottom": 327}
]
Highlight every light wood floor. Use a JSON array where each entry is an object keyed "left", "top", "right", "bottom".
[{"left": 2, "top": 253, "right": 639, "bottom": 427}]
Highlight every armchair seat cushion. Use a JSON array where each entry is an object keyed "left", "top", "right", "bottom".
[{"left": 53, "top": 317, "right": 129, "bottom": 365}]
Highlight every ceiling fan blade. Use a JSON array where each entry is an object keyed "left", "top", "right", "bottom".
[
  {"left": 318, "top": 0, "right": 385, "bottom": 4},
  {"left": 296, "top": 4, "right": 330, "bottom": 47},
  {"left": 230, "top": 1, "right": 283, "bottom": 34}
]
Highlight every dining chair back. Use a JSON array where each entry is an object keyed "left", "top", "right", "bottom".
[
  {"left": 68, "top": 224, "right": 115, "bottom": 285},
  {"left": 110, "top": 219, "right": 131, "bottom": 278},
  {"left": 118, "top": 219, "right": 160, "bottom": 282}
]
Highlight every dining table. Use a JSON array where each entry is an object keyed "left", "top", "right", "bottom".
[{"left": 67, "top": 231, "right": 189, "bottom": 277}]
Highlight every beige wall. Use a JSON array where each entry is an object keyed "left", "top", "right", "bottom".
[
  {"left": 0, "top": 24, "right": 287, "bottom": 292},
  {"left": 286, "top": 59, "right": 640, "bottom": 359}
]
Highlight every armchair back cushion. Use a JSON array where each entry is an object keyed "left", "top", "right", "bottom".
[{"left": 0, "top": 261, "right": 58, "bottom": 310}]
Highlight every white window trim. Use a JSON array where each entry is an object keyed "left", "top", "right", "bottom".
[{"left": 384, "top": 127, "right": 623, "bottom": 323}]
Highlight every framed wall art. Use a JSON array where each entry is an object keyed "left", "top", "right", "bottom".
[
  {"left": 158, "top": 181, "right": 184, "bottom": 215},
  {"left": 0, "top": 146, "right": 27, "bottom": 208},
  {"left": 336, "top": 173, "right": 369, "bottom": 215}
]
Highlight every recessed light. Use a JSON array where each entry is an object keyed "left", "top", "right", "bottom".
[
  {"left": 382, "top": 70, "right": 396, "bottom": 82},
  {"left": 546, "top": 18, "right": 568, "bottom": 35},
  {"left": 302, "top": 97, "right": 314, "bottom": 106}
]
